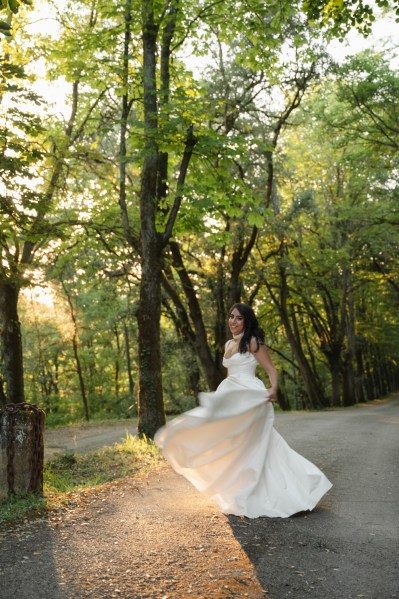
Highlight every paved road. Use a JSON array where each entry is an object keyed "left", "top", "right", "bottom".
[
  {"left": 230, "top": 396, "right": 399, "bottom": 598},
  {"left": 1, "top": 398, "right": 398, "bottom": 598},
  {"left": 44, "top": 420, "right": 138, "bottom": 461},
  {"left": 43, "top": 400, "right": 399, "bottom": 598}
]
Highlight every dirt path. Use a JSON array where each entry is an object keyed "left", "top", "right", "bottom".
[{"left": 1, "top": 398, "right": 398, "bottom": 598}]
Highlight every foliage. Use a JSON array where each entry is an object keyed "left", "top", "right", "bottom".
[
  {"left": 20, "top": 246, "right": 140, "bottom": 421},
  {"left": 0, "top": 0, "right": 32, "bottom": 37},
  {"left": 1, "top": 0, "right": 399, "bottom": 418},
  {"left": 260, "top": 57, "right": 399, "bottom": 406},
  {"left": 303, "top": 0, "right": 399, "bottom": 38},
  {"left": 0, "top": 61, "right": 45, "bottom": 270}
]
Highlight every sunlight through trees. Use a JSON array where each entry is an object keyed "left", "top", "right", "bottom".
[{"left": 1, "top": 0, "right": 398, "bottom": 434}]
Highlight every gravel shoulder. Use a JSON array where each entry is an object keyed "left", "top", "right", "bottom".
[{"left": 1, "top": 397, "right": 398, "bottom": 598}]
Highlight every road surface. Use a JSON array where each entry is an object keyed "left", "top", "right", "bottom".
[
  {"left": 44, "top": 420, "right": 138, "bottom": 461},
  {"left": 0, "top": 397, "right": 398, "bottom": 598}
]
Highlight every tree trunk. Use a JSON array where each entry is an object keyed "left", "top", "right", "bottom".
[
  {"left": 341, "top": 351, "right": 356, "bottom": 407},
  {"left": 355, "top": 342, "right": 366, "bottom": 403},
  {"left": 277, "top": 268, "right": 324, "bottom": 409},
  {"left": 123, "top": 322, "right": 135, "bottom": 407},
  {"left": 189, "top": 362, "right": 201, "bottom": 404},
  {"left": 329, "top": 350, "right": 342, "bottom": 407},
  {"left": 319, "top": 339, "right": 342, "bottom": 407},
  {"left": 364, "top": 354, "right": 376, "bottom": 400},
  {"left": 277, "top": 370, "right": 291, "bottom": 411},
  {"left": 341, "top": 269, "right": 357, "bottom": 406},
  {"left": 0, "top": 404, "right": 45, "bottom": 499},
  {"left": 375, "top": 349, "right": 388, "bottom": 397},
  {"left": 300, "top": 315, "right": 330, "bottom": 407},
  {"left": 215, "top": 246, "right": 227, "bottom": 368},
  {"left": 0, "top": 281, "right": 24, "bottom": 405},
  {"left": 136, "top": 249, "right": 165, "bottom": 436},
  {"left": 136, "top": 1, "right": 197, "bottom": 435},
  {"left": 114, "top": 325, "right": 121, "bottom": 401},
  {"left": 170, "top": 242, "right": 224, "bottom": 389},
  {"left": 62, "top": 283, "right": 89, "bottom": 421},
  {"left": 136, "top": 1, "right": 166, "bottom": 438}
]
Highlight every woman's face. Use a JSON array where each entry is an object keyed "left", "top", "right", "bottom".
[{"left": 228, "top": 307, "right": 245, "bottom": 336}]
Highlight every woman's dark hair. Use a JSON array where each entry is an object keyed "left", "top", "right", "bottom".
[{"left": 228, "top": 303, "right": 265, "bottom": 353}]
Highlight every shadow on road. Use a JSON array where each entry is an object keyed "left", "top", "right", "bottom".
[
  {"left": 226, "top": 398, "right": 399, "bottom": 599},
  {"left": 0, "top": 519, "right": 65, "bottom": 599},
  {"left": 227, "top": 502, "right": 338, "bottom": 599}
]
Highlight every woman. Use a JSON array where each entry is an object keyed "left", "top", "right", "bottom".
[{"left": 155, "top": 303, "right": 332, "bottom": 518}]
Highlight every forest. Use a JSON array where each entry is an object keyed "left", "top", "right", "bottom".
[{"left": 1, "top": 0, "right": 398, "bottom": 437}]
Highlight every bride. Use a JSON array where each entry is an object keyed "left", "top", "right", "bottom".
[{"left": 155, "top": 303, "right": 332, "bottom": 518}]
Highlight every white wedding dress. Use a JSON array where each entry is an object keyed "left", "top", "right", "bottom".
[{"left": 155, "top": 351, "right": 332, "bottom": 518}]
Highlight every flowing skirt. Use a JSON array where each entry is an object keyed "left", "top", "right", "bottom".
[{"left": 155, "top": 374, "right": 332, "bottom": 518}]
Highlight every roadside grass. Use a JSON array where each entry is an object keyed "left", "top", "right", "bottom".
[
  {"left": 0, "top": 434, "right": 162, "bottom": 526},
  {"left": 0, "top": 493, "right": 47, "bottom": 525}
]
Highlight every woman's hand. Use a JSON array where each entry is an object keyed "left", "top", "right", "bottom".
[{"left": 267, "top": 387, "right": 278, "bottom": 402}]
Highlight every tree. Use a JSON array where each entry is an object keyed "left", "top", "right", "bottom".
[
  {"left": 0, "top": 2, "right": 112, "bottom": 405},
  {"left": 5, "top": 0, "right": 398, "bottom": 420},
  {"left": 303, "top": 0, "right": 399, "bottom": 38},
  {"left": 160, "top": 25, "right": 325, "bottom": 403},
  {"left": 261, "top": 54, "right": 399, "bottom": 406},
  {"left": 0, "top": 58, "right": 44, "bottom": 405}
]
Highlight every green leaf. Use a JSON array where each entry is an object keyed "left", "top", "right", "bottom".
[
  {"left": 7, "top": 0, "right": 19, "bottom": 14},
  {"left": 247, "top": 212, "right": 264, "bottom": 227}
]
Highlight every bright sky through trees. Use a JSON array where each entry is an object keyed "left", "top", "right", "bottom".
[{"left": 21, "top": 0, "right": 399, "bottom": 119}]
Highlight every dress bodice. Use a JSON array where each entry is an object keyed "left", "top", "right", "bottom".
[{"left": 223, "top": 351, "right": 258, "bottom": 378}]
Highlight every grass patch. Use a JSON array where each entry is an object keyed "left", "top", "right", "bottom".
[
  {"left": 45, "top": 433, "right": 161, "bottom": 494},
  {"left": 0, "top": 434, "right": 162, "bottom": 526},
  {"left": 0, "top": 493, "right": 46, "bottom": 526}
]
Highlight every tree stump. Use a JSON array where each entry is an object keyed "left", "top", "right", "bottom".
[{"left": 0, "top": 403, "right": 45, "bottom": 500}]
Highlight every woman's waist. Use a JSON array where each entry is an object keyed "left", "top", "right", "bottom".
[
  {"left": 226, "top": 371, "right": 264, "bottom": 386},
  {"left": 227, "top": 366, "right": 257, "bottom": 376}
]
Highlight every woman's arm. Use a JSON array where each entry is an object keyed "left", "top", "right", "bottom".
[{"left": 250, "top": 340, "right": 278, "bottom": 401}]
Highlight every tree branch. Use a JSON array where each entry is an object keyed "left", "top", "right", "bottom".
[{"left": 162, "top": 124, "right": 197, "bottom": 244}]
